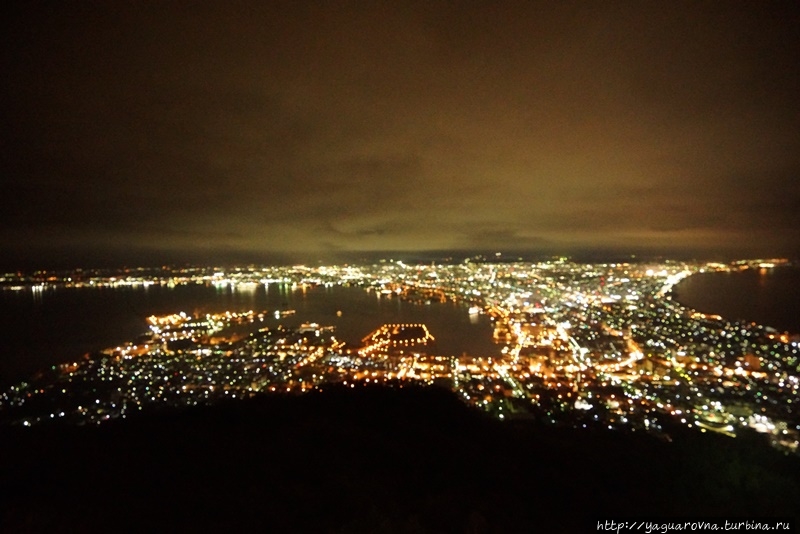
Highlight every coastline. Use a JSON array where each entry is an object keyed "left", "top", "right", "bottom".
[{"left": 670, "top": 263, "right": 800, "bottom": 337}]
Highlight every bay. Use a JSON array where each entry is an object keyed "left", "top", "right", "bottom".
[
  {"left": 0, "top": 283, "right": 500, "bottom": 386},
  {"left": 673, "top": 265, "right": 800, "bottom": 334}
]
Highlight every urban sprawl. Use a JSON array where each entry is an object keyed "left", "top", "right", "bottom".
[{"left": 1, "top": 259, "right": 798, "bottom": 455}]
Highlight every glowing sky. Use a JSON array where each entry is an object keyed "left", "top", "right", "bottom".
[{"left": 3, "top": 1, "right": 799, "bottom": 267}]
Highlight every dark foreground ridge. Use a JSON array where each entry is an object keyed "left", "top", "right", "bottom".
[{"left": 2, "top": 385, "right": 799, "bottom": 532}]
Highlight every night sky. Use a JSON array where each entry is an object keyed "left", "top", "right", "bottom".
[{"left": 3, "top": 1, "right": 800, "bottom": 268}]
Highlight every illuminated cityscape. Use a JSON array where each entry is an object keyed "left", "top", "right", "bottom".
[
  {"left": 3, "top": 2, "right": 800, "bottom": 527},
  {"left": 3, "top": 258, "right": 797, "bottom": 456}
]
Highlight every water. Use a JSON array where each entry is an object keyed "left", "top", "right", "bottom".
[
  {"left": 673, "top": 265, "right": 800, "bottom": 334},
  {"left": 0, "top": 283, "right": 500, "bottom": 386}
]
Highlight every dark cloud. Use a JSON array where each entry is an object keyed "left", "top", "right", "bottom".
[{"left": 2, "top": 1, "right": 799, "bottom": 268}]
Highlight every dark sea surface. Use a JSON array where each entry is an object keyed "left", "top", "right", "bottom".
[
  {"left": 0, "top": 283, "right": 500, "bottom": 387},
  {"left": 673, "top": 265, "right": 800, "bottom": 334}
]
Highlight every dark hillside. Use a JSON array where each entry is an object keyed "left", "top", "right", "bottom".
[{"left": 2, "top": 385, "right": 798, "bottom": 532}]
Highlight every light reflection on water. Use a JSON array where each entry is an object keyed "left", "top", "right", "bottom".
[{"left": 0, "top": 283, "right": 501, "bottom": 385}]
